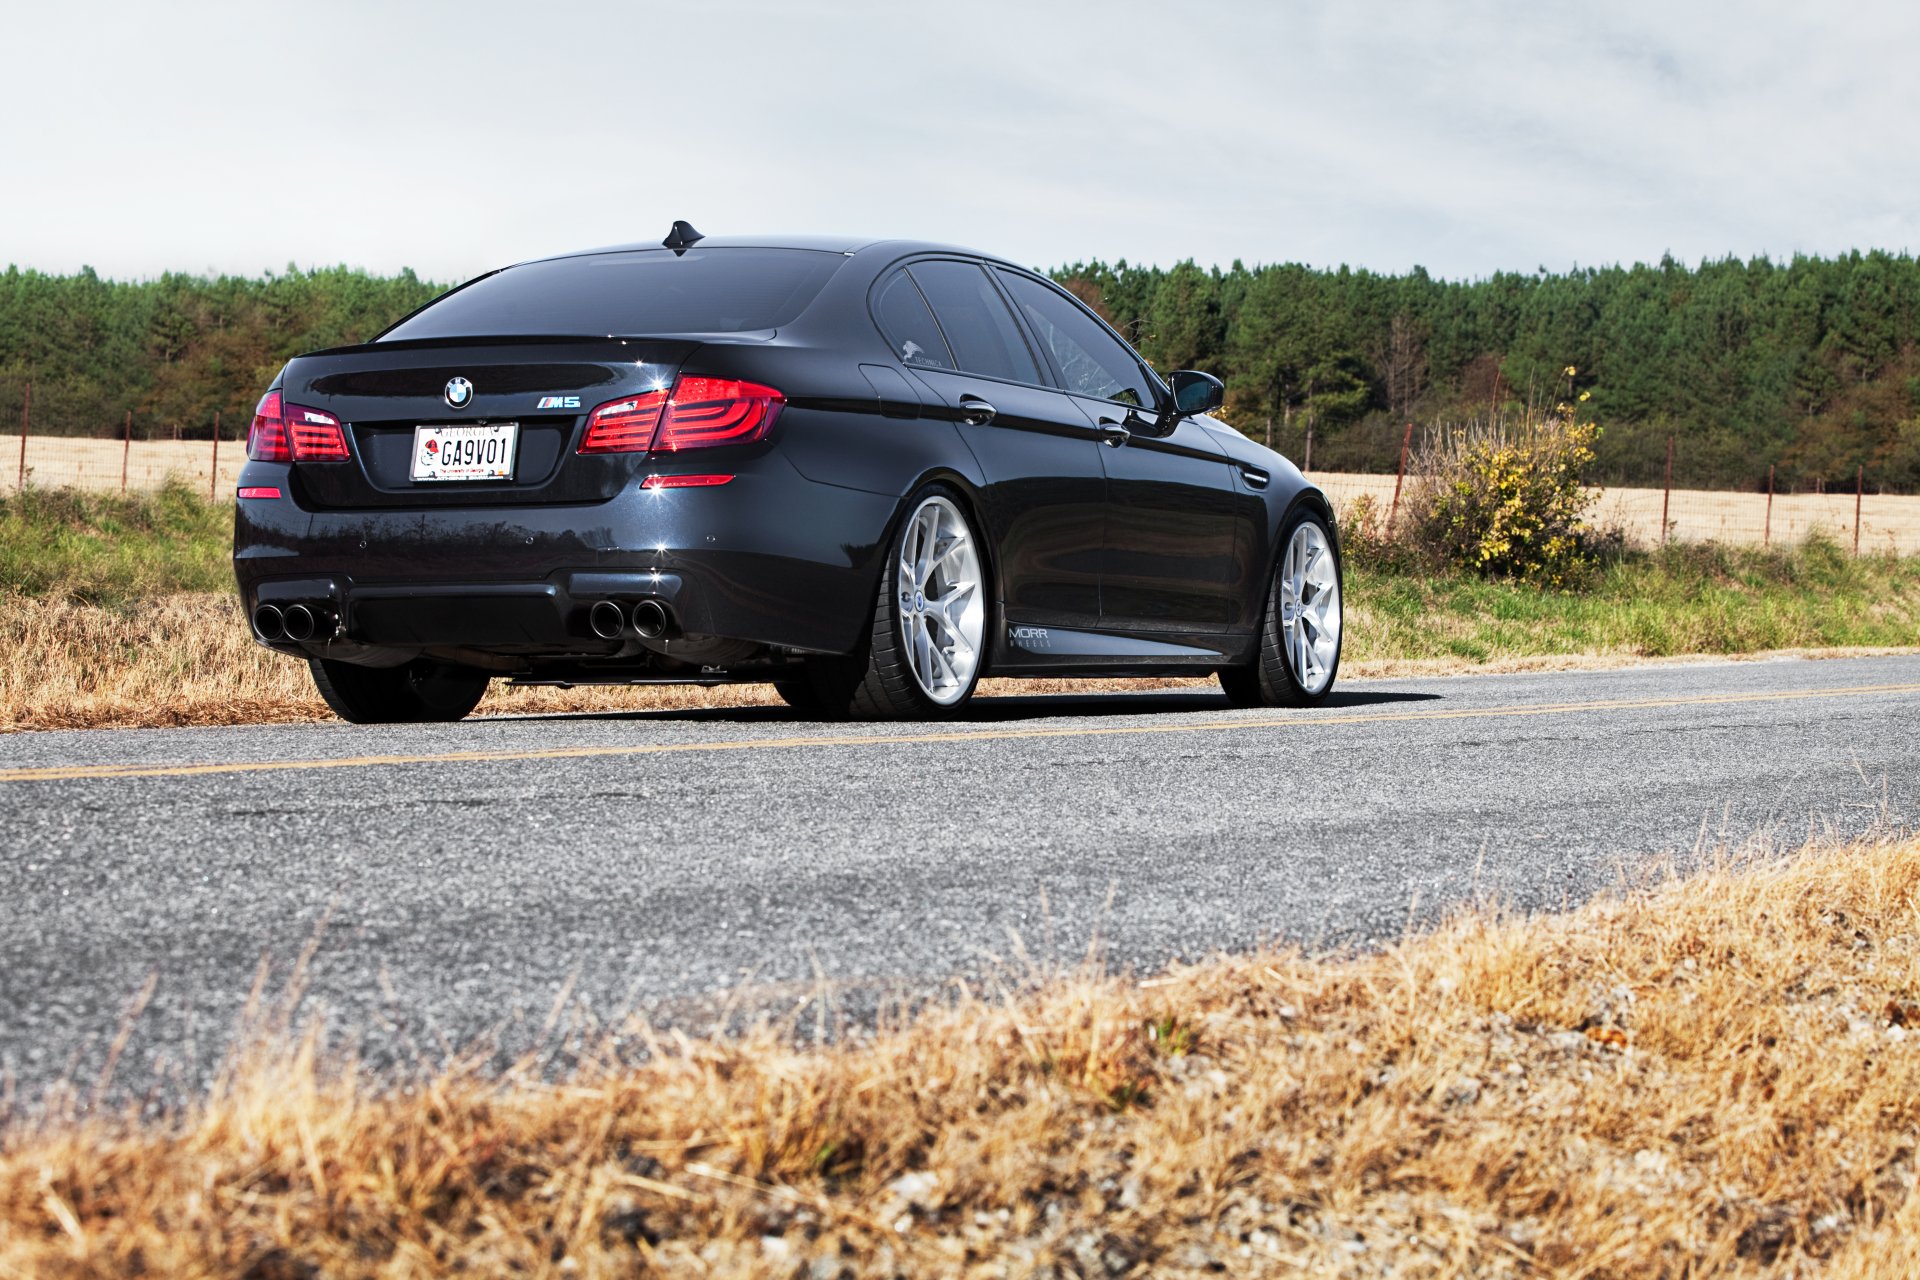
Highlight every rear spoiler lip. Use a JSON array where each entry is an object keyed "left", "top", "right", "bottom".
[{"left": 297, "top": 330, "right": 776, "bottom": 360}]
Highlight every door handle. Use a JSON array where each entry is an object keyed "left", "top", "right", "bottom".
[
  {"left": 957, "top": 395, "right": 996, "bottom": 426},
  {"left": 1098, "top": 420, "right": 1131, "bottom": 448},
  {"left": 1239, "top": 465, "right": 1270, "bottom": 489}
]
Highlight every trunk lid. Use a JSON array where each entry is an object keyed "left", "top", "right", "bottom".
[{"left": 277, "top": 337, "right": 700, "bottom": 508}]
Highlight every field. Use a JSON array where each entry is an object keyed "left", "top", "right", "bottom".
[
  {"left": 1312, "top": 471, "right": 1920, "bottom": 554},
  {"left": 9, "top": 434, "right": 247, "bottom": 498},
  {"left": 6, "top": 482, "right": 1920, "bottom": 731},
  {"left": 6, "top": 830, "right": 1920, "bottom": 1276}
]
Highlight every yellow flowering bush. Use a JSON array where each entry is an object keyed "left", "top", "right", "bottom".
[{"left": 1414, "top": 393, "right": 1601, "bottom": 587}]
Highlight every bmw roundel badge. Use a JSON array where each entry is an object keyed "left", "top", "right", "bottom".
[{"left": 444, "top": 377, "right": 474, "bottom": 409}]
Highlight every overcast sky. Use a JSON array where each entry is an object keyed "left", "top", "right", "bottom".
[{"left": 2, "top": 0, "right": 1915, "bottom": 284}]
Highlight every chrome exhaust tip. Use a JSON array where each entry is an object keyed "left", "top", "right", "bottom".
[
  {"left": 281, "top": 603, "right": 319, "bottom": 643},
  {"left": 632, "top": 599, "right": 670, "bottom": 640},
  {"left": 589, "top": 599, "right": 627, "bottom": 641},
  {"left": 252, "top": 603, "right": 286, "bottom": 642}
]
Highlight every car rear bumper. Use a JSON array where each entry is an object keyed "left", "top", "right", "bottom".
[{"left": 233, "top": 452, "right": 897, "bottom": 662}]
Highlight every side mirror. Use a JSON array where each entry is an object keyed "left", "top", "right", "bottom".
[{"left": 1168, "top": 369, "right": 1225, "bottom": 418}]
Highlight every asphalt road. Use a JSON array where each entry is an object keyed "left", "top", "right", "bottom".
[{"left": 4, "top": 655, "right": 1919, "bottom": 1106}]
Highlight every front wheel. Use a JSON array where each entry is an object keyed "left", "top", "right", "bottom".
[
  {"left": 1219, "top": 506, "right": 1343, "bottom": 708},
  {"left": 809, "top": 487, "right": 988, "bottom": 720},
  {"left": 309, "top": 658, "right": 490, "bottom": 724}
]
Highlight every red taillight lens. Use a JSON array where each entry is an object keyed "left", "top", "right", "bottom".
[
  {"left": 656, "top": 377, "right": 783, "bottom": 451},
  {"left": 640, "top": 473, "right": 735, "bottom": 489},
  {"left": 579, "top": 389, "right": 668, "bottom": 453},
  {"left": 237, "top": 485, "right": 283, "bottom": 499},
  {"left": 577, "top": 378, "right": 784, "bottom": 455},
  {"left": 246, "top": 391, "right": 290, "bottom": 462},
  {"left": 286, "top": 404, "right": 349, "bottom": 461}
]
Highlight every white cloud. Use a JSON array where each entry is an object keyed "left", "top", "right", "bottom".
[{"left": 1, "top": 0, "right": 1914, "bottom": 280}]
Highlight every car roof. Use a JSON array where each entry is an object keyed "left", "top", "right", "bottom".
[{"left": 522, "top": 234, "right": 1020, "bottom": 269}]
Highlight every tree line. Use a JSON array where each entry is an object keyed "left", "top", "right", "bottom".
[
  {"left": 5, "top": 252, "right": 1920, "bottom": 490},
  {"left": 0, "top": 265, "right": 441, "bottom": 444},
  {"left": 1061, "top": 251, "right": 1920, "bottom": 490}
]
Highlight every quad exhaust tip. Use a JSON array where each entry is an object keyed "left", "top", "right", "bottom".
[
  {"left": 588, "top": 600, "right": 627, "bottom": 641},
  {"left": 255, "top": 601, "right": 334, "bottom": 643},
  {"left": 252, "top": 603, "right": 285, "bottom": 642},
  {"left": 632, "top": 599, "right": 670, "bottom": 640},
  {"left": 281, "top": 603, "right": 319, "bottom": 643}
]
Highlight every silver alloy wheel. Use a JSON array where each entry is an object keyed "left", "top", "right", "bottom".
[
  {"left": 1280, "top": 520, "right": 1341, "bottom": 696},
  {"left": 895, "top": 495, "right": 985, "bottom": 706}
]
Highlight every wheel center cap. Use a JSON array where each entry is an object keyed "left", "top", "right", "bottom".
[{"left": 913, "top": 591, "right": 927, "bottom": 613}]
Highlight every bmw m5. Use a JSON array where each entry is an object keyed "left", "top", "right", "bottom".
[{"left": 233, "top": 223, "right": 1343, "bottom": 722}]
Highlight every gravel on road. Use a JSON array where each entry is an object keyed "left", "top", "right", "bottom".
[{"left": 3, "top": 654, "right": 1917, "bottom": 1105}]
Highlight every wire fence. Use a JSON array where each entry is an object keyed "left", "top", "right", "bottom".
[
  {"left": 1311, "top": 473, "right": 1920, "bottom": 555},
  {"left": 12, "top": 429, "right": 246, "bottom": 498},
  {"left": 9, "top": 383, "right": 243, "bottom": 500},
  {"left": 10, "top": 386, "right": 1920, "bottom": 554}
]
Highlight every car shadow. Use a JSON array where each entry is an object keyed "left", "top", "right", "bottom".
[{"left": 490, "top": 687, "right": 1443, "bottom": 727}]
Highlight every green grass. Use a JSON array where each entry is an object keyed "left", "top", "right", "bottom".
[
  {"left": 4, "top": 484, "right": 1916, "bottom": 662},
  {"left": 1346, "top": 536, "right": 1920, "bottom": 663},
  {"left": 0, "top": 482, "right": 234, "bottom": 603}
]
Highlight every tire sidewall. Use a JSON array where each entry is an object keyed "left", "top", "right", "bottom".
[
  {"left": 1267, "top": 505, "right": 1343, "bottom": 705},
  {"left": 885, "top": 482, "right": 991, "bottom": 715}
]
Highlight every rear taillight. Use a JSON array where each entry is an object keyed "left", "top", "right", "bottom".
[
  {"left": 246, "top": 392, "right": 349, "bottom": 462},
  {"left": 287, "top": 404, "right": 349, "bottom": 460},
  {"left": 656, "top": 377, "right": 783, "bottom": 451},
  {"left": 577, "top": 378, "right": 784, "bottom": 455},
  {"left": 579, "top": 389, "right": 668, "bottom": 454},
  {"left": 246, "top": 391, "right": 290, "bottom": 462}
]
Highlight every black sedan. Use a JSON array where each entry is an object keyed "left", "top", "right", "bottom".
[{"left": 233, "top": 224, "right": 1343, "bottom": 722}]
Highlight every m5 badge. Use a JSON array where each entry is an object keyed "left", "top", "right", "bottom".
[{"left": 535, "top": 395, "right": 582, "bottom": 410}]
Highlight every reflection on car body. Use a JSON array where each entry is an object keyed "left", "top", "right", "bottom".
[{"left": 233, "top": 224, "right": 1343, "bottom": 723}]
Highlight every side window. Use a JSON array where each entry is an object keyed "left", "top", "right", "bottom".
[
  {"left": 874, "top": 272, "right": 952, "bottom": 369},
  {"left": 996, "top": 270, "right": 1157, "bottom": 409},
  {"left": 906, "top": 260, "right": 1042, "bottom": 385}
]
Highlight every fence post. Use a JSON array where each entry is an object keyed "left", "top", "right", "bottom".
[
  {"left": 122, "top": 410, "right": 132, "bottom": 492},
  {"left": 1303, "top": 420, "right": 1313, "bottom": 473},
  {"left": 210, "top": 411, "right": 220, "bottom": 500},
  {"left": 1661, "top": 434, "right": 1673, "bottom": 546},
  {"left": 15, "top": 381, "right": 28, "bottom": 490},
  {"left": 1764, "top": 464, "right": 1774, "bottom": 547},
  {"left": 1387, "top": 420, "right": 1414, "bottom": 530},
  {"left": 1855, "top": 465, "right": 1864, "bottom": 556}
]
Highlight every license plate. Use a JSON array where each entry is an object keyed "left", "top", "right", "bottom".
[{"left": 410, "top": 423, "right": 519, "bottom": 482}]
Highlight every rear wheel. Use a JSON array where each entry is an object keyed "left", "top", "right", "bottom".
[
  {"left": 1219, "top": 506, "right": 1342, "bottom": 708},
  {"left": 810, "top": 487, "right": 987, "bottom": 720},
  {"left": 308, "top": 658, "right": 490, "bottom": 724}
]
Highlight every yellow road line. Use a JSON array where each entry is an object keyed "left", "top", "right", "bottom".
[{"left": 3, "top": 681, "right": 1916, "bottom": 786}]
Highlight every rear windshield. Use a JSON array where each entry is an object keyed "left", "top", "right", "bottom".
[{"left": 380, "top": 247, "right": 844, "bottom": 340}]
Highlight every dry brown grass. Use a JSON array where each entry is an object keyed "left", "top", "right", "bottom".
[
  {"left": 7, "top": 834, "right": 1920, "bottom": 1276},
  {"left": 7, "top": 592, "right": 1915, "bottom": 733},
  {"left": 0, "top": 593, "right": 1217, "bottom": 732}
]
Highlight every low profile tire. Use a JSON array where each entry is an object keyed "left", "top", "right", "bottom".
[
  {"left": 809, "top": 486, "right": 988, "bottom": 720},
  {"left": 308, "top": 657, "right": 490, "bottom": 724},
  {"left": 1219, "top": 505, "right": 1343, "bottom": 708}
]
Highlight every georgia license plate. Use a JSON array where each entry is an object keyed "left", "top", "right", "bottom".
[{"left": 410, "top": 423, "right": 519, "bottom": 482}]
